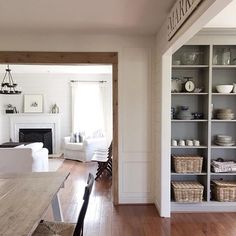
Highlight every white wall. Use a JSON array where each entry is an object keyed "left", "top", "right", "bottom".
[
  {"left": 120, "top": 47, "right": 153, "bottom": 203},
  {"left": 189, "top": 29, "right": 236, "bottom": 45},
  {"left": 0, "top": 96, "right": 3, "bottom": 143},
  {"left": 0, "top": 73, "right": 112, "bottom": 150},
  {"left": 0, "top": 34, "right": 155, "bottom": 203},
  {"left": 154, "top": 0, "right": 233, "bottom": 217}
]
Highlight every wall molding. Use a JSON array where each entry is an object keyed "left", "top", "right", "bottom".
[
  {"left": 119, "top": 195, "right": 154, "bottom": 204},
  {"left": 199, "top": 28, "right": 236, "bottom": 36}
]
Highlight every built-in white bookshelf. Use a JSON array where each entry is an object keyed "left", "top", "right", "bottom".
[{"left": 171, "top": 44, "right": 236, "bottom": 212}]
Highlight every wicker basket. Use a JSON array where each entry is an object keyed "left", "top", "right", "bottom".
[
  {"left": 173, "top": 155, "right": 203, "bottom": 173},
  {"left": 172, "top": 181, "right": 204, "bottom": 203},
  {"left": 212, "top": 180, "right": 236, "bottom": 202}
]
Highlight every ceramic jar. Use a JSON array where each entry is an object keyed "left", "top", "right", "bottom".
[{"left": 176, "top": 106, "right": 193, "bottom": 120}]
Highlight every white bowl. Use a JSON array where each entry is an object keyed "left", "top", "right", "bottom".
[{"left": 216, "top": 85, "right": 233, "bottom": 93}]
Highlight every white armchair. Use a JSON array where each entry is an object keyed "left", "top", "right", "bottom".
[{"left": 64, "top": 136, "right": 107, "bottom": 162}]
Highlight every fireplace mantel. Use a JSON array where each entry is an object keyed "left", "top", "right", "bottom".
[{"left": 8, "top": 113, "right": 61, "bottom": 153}]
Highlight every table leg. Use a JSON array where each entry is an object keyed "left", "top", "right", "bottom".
[{"left": 52, "top": 193, "right": 64, "bottom": 221}]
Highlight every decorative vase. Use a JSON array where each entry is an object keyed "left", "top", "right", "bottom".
[
  {"left": 222, "top": 48, "right": 231, "bottom": 65},
  {"left": 51, "top": 104, "right": 59, "bottom": 113},
  {"left": 176, "top": 106, "right": 193, "bottom": 120}
]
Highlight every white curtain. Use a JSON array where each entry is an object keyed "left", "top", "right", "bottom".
[
  {"left": 99, "top": 81, "right": 113, "bottom": 142},
  {"left": 71, "top": 81, "right": 109, "bottom": 138}
]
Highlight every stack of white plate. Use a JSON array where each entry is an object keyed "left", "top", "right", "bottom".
[
  {"left": 215, "top": 135, "right": 235, "bottom": 146},
  {"left": 216, "top": 109, "right": 234, "bottom": 120}
]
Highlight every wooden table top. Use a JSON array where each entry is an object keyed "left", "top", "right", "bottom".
[{"left": 0, "top": 171, "right": 70, "bottom": 236}]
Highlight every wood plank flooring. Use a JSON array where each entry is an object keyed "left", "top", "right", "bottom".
[{"left": 44, "top": 160, "right": 236, "bottom": 236}]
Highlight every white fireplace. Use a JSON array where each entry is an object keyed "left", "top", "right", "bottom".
[{"left": 9, "top": 114, "right": 61, "bottom": 153}]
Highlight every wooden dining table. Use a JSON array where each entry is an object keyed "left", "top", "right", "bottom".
[{"left": 0, "top": 171, "right": 70, "bottom": 236}]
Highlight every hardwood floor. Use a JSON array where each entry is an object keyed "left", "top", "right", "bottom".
[{"left": 44, "top": 160, "right": 236, "bottom": 236}]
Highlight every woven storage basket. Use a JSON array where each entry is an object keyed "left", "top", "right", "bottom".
[
  {"left": 212, "top": 180, "right": 236, "bottom": 202},
  {"left": 173, "top": 155, "right": 203, "bottom": 173},
  {"left": 172, "top": 181, "right": 204, "bottom": 203}
]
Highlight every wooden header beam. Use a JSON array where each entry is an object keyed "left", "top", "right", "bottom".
[{"left": 0, "top": 52, "right": 118, "bottom": 65}]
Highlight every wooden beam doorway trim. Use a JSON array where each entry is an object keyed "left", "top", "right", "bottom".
[
  {"left": 0, "top": 51, "right": 119, "bottom": 204},
  {"left": 0, "top": 51, "right": 118, "bottom": 64}
]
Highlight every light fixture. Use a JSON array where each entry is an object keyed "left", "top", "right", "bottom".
[{"left": 0, "top": 65, "right": 21, "bottom": 94}]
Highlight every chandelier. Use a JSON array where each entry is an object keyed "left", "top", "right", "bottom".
[{"left": 0, "top": 65, "right": 22, "bottom": 94}]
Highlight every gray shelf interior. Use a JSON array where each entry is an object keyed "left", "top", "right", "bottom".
[
  {"left": 213, "top": 45, "right": 236, "bottom": 65},
  {"left": 172, "top": 45, "right": 209, "bottom": 65},
  {"left": 171, "top": 122, "right": 208, "bottom": 145}
]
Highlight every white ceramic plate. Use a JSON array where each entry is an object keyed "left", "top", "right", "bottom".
[{"left": 215, "top": 141, "right": 235, "bottom": 146}]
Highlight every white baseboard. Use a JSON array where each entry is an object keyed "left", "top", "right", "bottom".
[{"left": 119, "top": 195, "right": 154, "bottom": 204}]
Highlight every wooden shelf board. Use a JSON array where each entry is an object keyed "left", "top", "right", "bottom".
[
  {"left": 211, "top": 119, "right": 236, "bottom": 122},
  {"left": 172, "top": 65, "right": 209, "bottom": 68},
  {"left": 212, "top": 93, "right": 236, "bottom": 96},
  {"left": 211, "top": 172, "right": 236, "bottom": 176},
  {"left": 171, "top": 201, "right": 207, "bottom": 205},
  {"left": 212, "top": 65, "right": 236, "bottom": 69},
  {"left": 172, "top": 120, "right": 208, "bottom": 122},
  {"left": 171, "top": 201, "right": 236, "bottom": 206},
  {"left": 171, "top": 172, "right": 207, "bottom": 176},
  {"left": 208, "top": 201, "right": 236, "bottom": 206},
  {"left": 171, "top": 201, "right": 236, "bottom": 212},
  {"left": 211, "top": 145, "right": 236, "bottom": 149},
  {"left": 171, "top": 146, "right": 207, "bottom": 149},
  {"left": 171, "top": 93, "right": 208, "bottom": 95}
]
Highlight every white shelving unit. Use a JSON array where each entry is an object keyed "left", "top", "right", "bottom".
[{"left": 171, "top": 44, "right": 236, "bottom": 212}]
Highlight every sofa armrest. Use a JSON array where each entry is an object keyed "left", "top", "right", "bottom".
[
  {"left": 83, "top": 137, "right": 107, "bottom": 147},
  {"left": 83, "top": 137, "right": 107, "bottom": 161}
]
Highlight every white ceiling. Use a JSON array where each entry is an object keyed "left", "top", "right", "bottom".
[
  {"left": 0, "top": 0, "right": 175, "bottom": 36},
  {"left": 205, "top": 0, "right": 236, "bottom": 28},
  {"left": 0, "top": 64, "right": 112, "bottom": 74}
]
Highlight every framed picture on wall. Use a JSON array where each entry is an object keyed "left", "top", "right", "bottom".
[{"left": 24, "top": 94, "right": 43, "bottom": 113}]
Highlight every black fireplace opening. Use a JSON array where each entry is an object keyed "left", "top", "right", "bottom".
[{"left": 19, "top": 128, "right": 53, "bottom": 154}]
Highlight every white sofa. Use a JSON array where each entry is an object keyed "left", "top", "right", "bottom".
[
  {"left": 0, "top": 142, "right": 49, "bottom": 173},
  {"left": 64, "top": 137, "right": 107, "bottom": 162}
]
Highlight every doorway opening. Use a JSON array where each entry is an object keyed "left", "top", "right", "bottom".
[{"left": 0, "top": 52, "right": 118, "bottom": 204}]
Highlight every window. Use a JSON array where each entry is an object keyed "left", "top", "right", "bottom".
[{"left": 71, "top": 81, "right": 112, "bottom": 140}]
